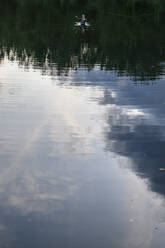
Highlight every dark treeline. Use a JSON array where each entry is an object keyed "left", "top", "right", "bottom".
[
  {"left": 3, "top": 0, "right": 165, "bottom": 17},
  {"left": 0, "top": 0, "right": 165, "bottom": 81}
]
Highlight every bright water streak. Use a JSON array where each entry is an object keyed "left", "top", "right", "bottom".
[{"left": 0, "top": 59, "right": 165, "bottom": 248}]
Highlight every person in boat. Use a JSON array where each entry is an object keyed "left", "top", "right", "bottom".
[{"left": 81, "top": 14, "right": 87, "bottom": 27}]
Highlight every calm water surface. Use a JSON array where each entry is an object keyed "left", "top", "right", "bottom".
[{"left": 0, "top": 10, "right": 165, "bottom": 248}]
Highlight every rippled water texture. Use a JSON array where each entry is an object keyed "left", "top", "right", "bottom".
[
  {"left": 0, "top": 58, "right": 165, "bottom": 248},
  {"left": 1, "top": 1, "right": 165, "bottom": 247}
]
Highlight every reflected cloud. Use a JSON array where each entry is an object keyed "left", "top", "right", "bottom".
[
  {"left": 58, "top": 68, "right": 165, "bottom": 200},
  {"left": 0, "top": 62, "right": 107, "bottom": 218},
  {"left": 0, "top": 60, "right": 164, "bottom": 247}
]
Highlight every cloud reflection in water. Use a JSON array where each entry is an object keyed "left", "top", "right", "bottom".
[{"left": 0, "top": 61, "right": 165, "bottom": 247}]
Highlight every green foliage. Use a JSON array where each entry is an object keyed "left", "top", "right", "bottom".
[{"left": 0, "top": 0, "right": 165, "bottom": 81}]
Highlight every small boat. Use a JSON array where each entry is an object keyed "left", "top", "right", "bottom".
[{"left": 74, "top": 22, "right": 90, "bottom": 28}]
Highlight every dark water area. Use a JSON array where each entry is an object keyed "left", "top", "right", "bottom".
[{"left": 1, "top": 1, "right": 165, "bottom": 247}]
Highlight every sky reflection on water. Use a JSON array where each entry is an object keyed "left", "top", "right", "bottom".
[{"left": 0, "top": 59, "right": 165, "bottom": 247}]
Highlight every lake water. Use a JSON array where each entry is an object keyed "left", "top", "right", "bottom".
[{"left": 1, "top": 4, "right": 165, "bottom": 247}]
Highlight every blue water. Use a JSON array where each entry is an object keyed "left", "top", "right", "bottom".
[{"left": 0, "top": 58, "right": 165, "bottom": 247}]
